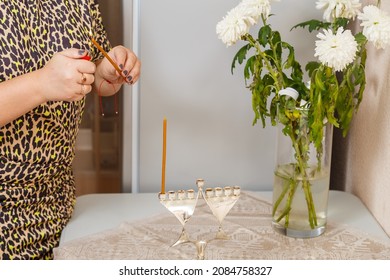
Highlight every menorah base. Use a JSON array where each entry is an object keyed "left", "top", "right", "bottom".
[{"left": 171, "top": 229, "right": 191, "bottom": 247}]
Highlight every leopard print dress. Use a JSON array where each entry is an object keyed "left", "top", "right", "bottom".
[{"left": 0, "top": 0, "right": 109, "bottom": 259}]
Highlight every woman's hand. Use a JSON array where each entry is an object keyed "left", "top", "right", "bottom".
[
  {"left": 37, "top": 48, "right": 96, "bottom": 102},
  {"left": 94, "top": 45, "right": 141, "bottom": 96},
  {"left": 0, "top": 48, "right": 96, "bottom": 126}
]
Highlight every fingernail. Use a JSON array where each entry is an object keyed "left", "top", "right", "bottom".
[
  {"left": 127, "top": 75, "right": 133, "bottom": 82},
  {"left": 123, "top": 70, "right": 128, "bottom": 75},
  {"left": 78, "top": 49, "right": 86, "bottom": 55},
  {"left": 81, "top": 54, "right": 91, "bottom": 61},
  {"left": 119, "top": 64, "right": 124, "bottom": 70}
]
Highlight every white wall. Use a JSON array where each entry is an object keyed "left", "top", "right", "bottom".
[{"left": 124, "top": 0, "right": 322, "bottom": 193}]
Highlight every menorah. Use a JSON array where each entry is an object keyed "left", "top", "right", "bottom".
[{"left": 158, "top": 179, "right": 241, "bottom": 259}]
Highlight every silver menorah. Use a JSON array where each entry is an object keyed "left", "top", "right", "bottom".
[{"left": 158, "top": 178, "right": 241, "bottom": 259}]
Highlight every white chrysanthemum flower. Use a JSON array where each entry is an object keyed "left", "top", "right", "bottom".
[
  {"left": 216, "top": 5, "right": 253, "bottom": 47},
  {"left": 358, "top": 5, "right": 390, "bottom": 49},
  {"left": 316, "top": 0, "right": 362, "bottom": 22},
  {"left": 240, "top": 0, "right": 280, "bottom": 20},
  {"left": 216, "top": 0, "right": 280, "bottom": 46},
  {"left": 315, "top": 27, "right": 358, "bottom": 71}
]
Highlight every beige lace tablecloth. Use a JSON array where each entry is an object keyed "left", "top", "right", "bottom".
[{"left": 54, "top": 192, "right": 390, "bottom": 260}]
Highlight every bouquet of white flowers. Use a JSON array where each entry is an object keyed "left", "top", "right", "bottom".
[{"left": 216, "top": 0, "right": 390, "bottom": 235}]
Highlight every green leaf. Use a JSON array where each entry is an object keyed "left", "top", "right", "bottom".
[
  {"left": 305, "top": 61, "right": 321, "bottom": 77},
  {"left": 271, "top": 30, "right": 282, "bottom": 46},
  {"left": 334, "top": 17, "right": 350, "bottom": 29},
  {"left": 244, "top": 55, "right": 256, "bottom": 80},
  {"left": 291, "top": 19, "right": 330, "bottom": 32},
  {"left": 270, "top": 97, "right": 278, "bottom": 126},
  {"left": 231, "top": 44, "right": 251, "bottom": 74},
  {"left": 354, "top": 32, "right": 367, "bottom": 45},
  {"left": 258, "top": 25, "right": 272, "bottom": 47},
  {"left": 282, "top": 42, "right": 298, "bottom": 70},
  {"left": 314, "top": 69, "right": 326, "bottom": 91},
  {"left": 251, "top": 88, "right": 261, "bottom": 126}
]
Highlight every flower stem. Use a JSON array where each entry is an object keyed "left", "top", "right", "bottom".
[
  {"left": 272, "top": 176, "right": 291, "bottom": 217},
  {"left": 244, "top": 34, "right": 283, "bottom": 92},
  {"left": 273, "top": 118, "right": 318, "bottom": 230}
]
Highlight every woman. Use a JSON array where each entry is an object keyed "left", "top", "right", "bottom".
[{"left": 0, "top": 0, "right": 140, "bottom": 259}]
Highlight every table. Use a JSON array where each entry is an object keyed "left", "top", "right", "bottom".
[{"left": 55, "top": 191, "right": 390, "bottom": 259}]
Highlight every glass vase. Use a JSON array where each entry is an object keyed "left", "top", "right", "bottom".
[{"left": 272, "top": 112, "right": 333, "bottom": 238}]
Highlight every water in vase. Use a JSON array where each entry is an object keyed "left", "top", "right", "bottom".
[{"left": 272, "top": 163, "right": 330, "bottom": 238}]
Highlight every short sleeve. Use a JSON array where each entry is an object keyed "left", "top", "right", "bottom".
[{"left": 89, "top": 0, "right": 112, "bottom": 61}]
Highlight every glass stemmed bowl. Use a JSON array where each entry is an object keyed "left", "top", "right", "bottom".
[
  {"left": 202, "top": 185, "right": 241, "bottom": 240},
  {"left": 159, "top": 189, "right": 199, "bottom": 247}
]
